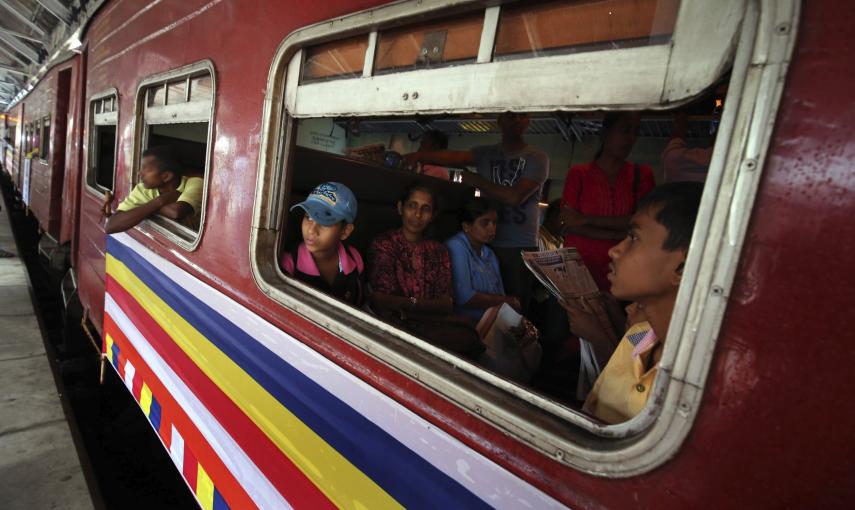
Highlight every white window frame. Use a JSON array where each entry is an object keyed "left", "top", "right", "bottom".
[
  {"left": 131, "top": 60, "right": 215, "bottom": 252},
  {"left": 250, "top": 0, "right": 799, "bottom": 476},
  {"left": 85, "top": 88, "right": 119, "bottom": 196}
]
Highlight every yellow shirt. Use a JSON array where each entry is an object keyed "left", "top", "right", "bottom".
[
  {"left": 117, "top": 175, "right": 203, "bottom": 230},
  {"left": 583, "top": 321, "right": 660, "bottom": 424}
]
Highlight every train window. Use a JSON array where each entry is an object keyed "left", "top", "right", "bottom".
[
  {"left": 147, "top": 85, "right": 166, "bottom": 107},
  {"left": 32, "top": 120, "right": 41, "bottom": 158},
  {"left": 86, "top": 91, "right": 119, "bottom": 194},
  {"left": 23, "top": 123, "right": 32, "bottom": 154},
  {"left": 166, "top": 80, "right": 187, "bottom": 104},
  {"left": 189, "top": 75, "right": 212, "bottom": 101},
  {"left": 301, "top": 35, "right": 369, "bottom": 83},
  {"left": 493, "top": 0, "right": 680, "bottom": 60},
  {"left": 254, "top": 0, "right": 795, "bottom": 475},
  {"left": 133, "top": 61, "right": 214, "bottom": 250},
  {"left": 374, "top": 12, "right": 483, "bottom": 74},
  {"left": 39, "top": 116, "right": 50, "bottom": 162}
]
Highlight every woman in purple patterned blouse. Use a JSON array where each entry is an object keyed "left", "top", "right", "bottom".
[{"left": 368, "top": 185, "right": 454, "bottom": 319}]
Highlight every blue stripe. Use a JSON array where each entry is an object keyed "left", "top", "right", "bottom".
[
  {"left": 111, "top": 344, "right": 120, "bottom": 369},
  {"left": 148, "top": 396, "right": 162, "bottom": 431},
  {"left": 107, "top": 236, "right": 489, "bottom": 510},
  {"left": 212, "top": 488, "right": 229, "bottom": 510}
]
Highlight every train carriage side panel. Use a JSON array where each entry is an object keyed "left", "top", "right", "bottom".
[
  {"left": 23, "top": 72, "right": 54, "bottom": 232},
  {"left": 75, "top": 0, "right": 855, "bottom": 508}
]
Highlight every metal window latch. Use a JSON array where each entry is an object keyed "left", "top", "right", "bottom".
[{"left": 418, "top": 30, "right": 447, "bottom": 66}]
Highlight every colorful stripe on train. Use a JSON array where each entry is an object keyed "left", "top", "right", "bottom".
[{"left": 102, "top": 232, "right": 564, "bottom": 510}]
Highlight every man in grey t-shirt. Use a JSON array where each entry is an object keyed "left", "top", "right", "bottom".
[{"left": 405, "top": 112, "right": 549, "bottom": 313}]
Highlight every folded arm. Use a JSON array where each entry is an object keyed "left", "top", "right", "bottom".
[{"left": 105, "top": 190, "right": 181, "bottom": 234}]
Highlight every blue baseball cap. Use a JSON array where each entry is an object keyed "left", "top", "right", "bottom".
[{"left": 290, "top": 182, "right": 358, "bottom": 226}]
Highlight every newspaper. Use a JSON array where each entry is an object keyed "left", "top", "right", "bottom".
[
  {"left": 522, "top": 248, "right": 614, "bottom": 396},
  {"left": 521, "top": 247, "right": 599, "bottom": 302}
]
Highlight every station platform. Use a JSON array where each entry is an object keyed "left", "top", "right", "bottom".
[{"left": 0, "top": 192, "right": 94, "bottom": 509}]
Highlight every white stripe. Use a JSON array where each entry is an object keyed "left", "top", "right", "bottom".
[
  {"left": 170, "top": 426, "right": 185, "bottom": 470},
  {"left": 105, "top": 294, "right": 292, "bottom": 510},
  {"left": 123, "top": 361, "right": 135, "bottom": 391},
  {"left": 113, "top": 233, "right": 563, "bottom": 509}
]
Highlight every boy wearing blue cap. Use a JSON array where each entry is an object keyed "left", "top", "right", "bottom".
[{"left": 280, "top": 182, "right": 364, "bottom": 306}]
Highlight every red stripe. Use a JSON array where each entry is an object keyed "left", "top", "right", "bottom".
[
  {"left": 104, "top": 313, "right": 257, "bottom": 510},
  {"left": 184, "top": 448, "right": 199, "bottom": 491},
  {"left": 160, "top": 411, "right": 173, "bottom": 450},
  {"left": 132, "top": 370, "right": 143, "bottom": 400},
  {"left": 106, "top": 275, "right": 335, "bottom": 509}
]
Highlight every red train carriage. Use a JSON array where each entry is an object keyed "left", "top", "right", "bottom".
[
  {"left": 1, "top": 55, "right": 83, "bottom": 270},
  {"left": 3, "top": 0, "right": 854, "bottom": 508}
]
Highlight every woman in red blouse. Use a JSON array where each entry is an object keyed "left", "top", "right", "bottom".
[
  {"left": 369, "top": 185, "right": 482, "bottom": 356},
  {"left": 369, "top": 184, "right": 453, "bottom": 312},
  {"left": 560, "top": 112, "right": 655, "bottom": 291}
]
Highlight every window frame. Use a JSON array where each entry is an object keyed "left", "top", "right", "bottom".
[
  {"left": 130, "top": 60, "right": 216, "bottom": 252},
  {"left": 85, "top": 88, "right": 120, "bottom": 197},
  {"left": 38, "top": 115, "right": 50, "bottom": 163},
  {"left": 250, "top": 0, "right": 800, "bottom": 476}
]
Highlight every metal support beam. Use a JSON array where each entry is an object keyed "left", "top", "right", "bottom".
[
  {"left": 0, "top": 32, "right": 38, "bottom": 63},
  {"left": 0, "top": 27, "right": 46, "bottom": 46},
  {"left": 0, "top": 41, "right": 28, "bottom": 67},
  {"left": 36, "top": 0, "right": 71, "bottom": 25},
  {"left": 0, "top": 63, "right": 28, "bottom": 76},
  {"left": 0, "top": 1, "right": 46, "bottom": 36},
  {"left": 0, "top": 73, "right": 24, "bottom": 86}
]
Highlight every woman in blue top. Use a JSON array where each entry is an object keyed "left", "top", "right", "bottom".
[{"left": 446, "top": 198, "right": 522, "bottom": 321}]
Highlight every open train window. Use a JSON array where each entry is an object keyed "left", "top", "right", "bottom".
[
  {"left": 132, "top": 61, "right": 214, "bottom": 250},
  {"left": 252, "top": 0, "right": 797, "bottom": 476},
  {"left": 39, "top": 116, "right": 50, "bottom": 162},
  {"left": 86, "top": 90, "right": 118, "bottom": 194},
  {"left": 31, "top": 120, "right": 40, "bottom": 157},
  {"left": 23, "top": 123, "right": 32, "bottom": 154}
]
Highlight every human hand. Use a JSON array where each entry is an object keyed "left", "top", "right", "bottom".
[
  {"left": 101, "top": 191, "right": 114, "bottom": 217},
  {"left": 557, "top": 205, "right": 586, "bottom": 231},
  {"left": 402, "top": 152, "right": 421, "bottom": 172},
  {"left": 561, "top": 298, "right": 609, "bottom": 343}
]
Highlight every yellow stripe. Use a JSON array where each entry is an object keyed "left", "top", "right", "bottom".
[
  {"left": 139, "top": 383, "right": 153, "bottom": 416},
  {"left": 196, "top": 464, "right": 215, "bottom": 510},
  {"left": 106, "top": 335, "right": 114, "bottom": 362},
  {"left": 106, "top": 254, "right": 402, "bottom": 510}
]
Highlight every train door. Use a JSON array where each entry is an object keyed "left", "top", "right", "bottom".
[
  {"left": 39, "top": 67, "right": 74, "bottom": 275},
  {"left": 51, "top": 68, "right": 72, "bottom": 238}
]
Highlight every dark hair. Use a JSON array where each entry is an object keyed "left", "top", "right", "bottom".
[
  {"left": 142, "top": 146, "right": 183, "bottom": 177},
  {"left": 399, "top": 183, "right": 439, "bottom": 211},
  {"left": 594, "top": 111, "right": 637, "bottom": 160},
  {"left": 458, "top": 197, "right": 498, "bottom": 226},
  {"left": 636, "top": 182, "right": 704, "bottom": 252},
  {"left": 421, "top": 129, "right": 448, "bottom": 150}
]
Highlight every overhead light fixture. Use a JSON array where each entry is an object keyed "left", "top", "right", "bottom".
[{"left": 66, "top": 28, "right": 83, "bottom": 52}]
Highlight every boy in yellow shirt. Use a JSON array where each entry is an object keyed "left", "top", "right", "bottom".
[
  {"left": 565, "top": 182, "right": 704, "bottom": 424},
  {"left": 105, "top": 146, "right": 203, "bottom": 234}
]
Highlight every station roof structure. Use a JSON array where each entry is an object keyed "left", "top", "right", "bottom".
[{"left": 0, "top": 0, "right": 104, "bottom": 110}]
